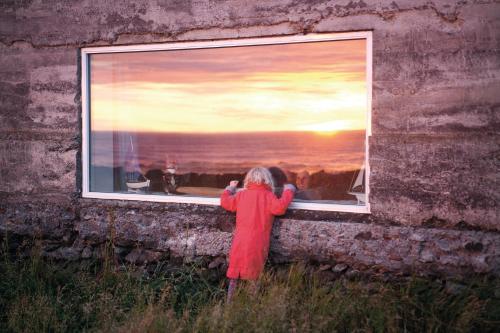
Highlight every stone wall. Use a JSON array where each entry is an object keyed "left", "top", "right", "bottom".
[{"left": 1, "top": 0, "right": 499, "bottom": 278}]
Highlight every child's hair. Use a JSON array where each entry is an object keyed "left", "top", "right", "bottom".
[{"left": 244, "top": 167, "right": 275, "bottom": 190}]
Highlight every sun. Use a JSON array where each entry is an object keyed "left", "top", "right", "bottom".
[{"left": 299, "top": 120, "right": 351, "bottom": 135}]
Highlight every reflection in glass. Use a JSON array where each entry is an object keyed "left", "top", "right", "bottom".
[{"left": 89, "top": 39, "right": 368, "bottom": 205}]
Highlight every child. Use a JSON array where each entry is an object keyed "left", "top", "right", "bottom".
[{"left": 220, "top": 167, "right": 296, "bottom": 302}]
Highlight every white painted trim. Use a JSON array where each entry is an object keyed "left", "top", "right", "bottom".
[
  {"left": 81, "top": 53, "right": 90, "bottom": 195},
  {"left": 365, "top": 31, "right": 373, "bottom": 213},
  {"left": 81, "top": 192, "right": 370, "bottom": 213},
  {"left": 81, "top": 31, "right": 373, "bottom": 214}
]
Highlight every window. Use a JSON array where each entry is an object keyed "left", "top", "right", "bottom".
[{"left": 81, "top": 32, "right": 372, "bottom": 213}]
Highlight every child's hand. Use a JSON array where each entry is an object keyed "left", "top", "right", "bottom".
[
  {"left": 284, "top": 184, "right": 296, "bottom": 192},
  {"left": 225, "top": 180, "right": 239, "bottom": 194}
]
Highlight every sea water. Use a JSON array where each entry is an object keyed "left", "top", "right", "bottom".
[{"left": 90, "top": 130, "right": 365, "bottom": 175}]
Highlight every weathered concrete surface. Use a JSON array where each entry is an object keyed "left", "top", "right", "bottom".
[
  {"left": 371, "top": 133, "right": 499, "bottom": 230},
  {"left": 2, "top": 194, "right": 499, "bottom": 278},
  {"left": 271, "top": 219, "right": 500, "bottom": 277},
  {"left": 0, "top": 1, "right": 499, "bottom": 277}
]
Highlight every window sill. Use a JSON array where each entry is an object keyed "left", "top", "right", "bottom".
[{"left": 82, "top": 191, "right": 370, "bottom": 214}]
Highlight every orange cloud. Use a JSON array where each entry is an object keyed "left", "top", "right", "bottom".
[{"left": 90, "top": 38, "right": 367, "bottom": 134}]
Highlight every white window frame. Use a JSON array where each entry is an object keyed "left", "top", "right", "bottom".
[{"left": 81, "top": 31, "right": 372, "bottom": 213}]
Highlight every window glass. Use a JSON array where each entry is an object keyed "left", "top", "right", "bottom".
[{"left": 88, "top": 38, "right": 367, "bottom": 205}]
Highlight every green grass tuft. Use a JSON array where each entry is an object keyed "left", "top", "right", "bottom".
[{"left": 1, "top": 235, "right": 499, "bottom": 332}]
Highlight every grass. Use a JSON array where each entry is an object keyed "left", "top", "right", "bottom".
[{"left": 1, "top": 236, "right": 499, "bottom": 332}]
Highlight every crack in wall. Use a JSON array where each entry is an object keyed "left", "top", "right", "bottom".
[{"left": 0, "top": 1, "right": 477, "bottom": 49}]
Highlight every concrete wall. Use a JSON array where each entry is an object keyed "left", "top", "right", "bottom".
[{"left": 1, "top": 0, "right": 499, "bottom": 278}]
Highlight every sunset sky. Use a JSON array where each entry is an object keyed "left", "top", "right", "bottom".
[{"left": 90, "top": 39, "right": 367, "bottom": 134}]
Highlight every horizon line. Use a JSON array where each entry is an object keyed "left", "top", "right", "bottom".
[{"left": 90, "top": 129, "right": 366, "bottom": 135}]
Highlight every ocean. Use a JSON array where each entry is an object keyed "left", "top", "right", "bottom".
[{"left": 90, "top": 130, "right": 365, "bottom": 175}]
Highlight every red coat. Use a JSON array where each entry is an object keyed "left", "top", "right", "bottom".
[{"left": 220, "top": 183, "right": 294, "bottom": 280}]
